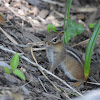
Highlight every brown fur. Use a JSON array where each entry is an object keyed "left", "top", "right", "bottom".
[{"left": 46, "top": 32, "right": 84, "bottom": 81}]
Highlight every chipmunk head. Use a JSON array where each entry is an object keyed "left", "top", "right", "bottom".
[{"left": 45, "top": 32, "right": 64, "bottom": 45}]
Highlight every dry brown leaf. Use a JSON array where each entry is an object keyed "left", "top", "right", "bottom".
[{"left": 0, "top": 13, "right": 5, "bottom": 25}]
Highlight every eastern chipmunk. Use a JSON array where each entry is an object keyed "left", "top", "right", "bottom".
[{"left": 45, "top": 32, "right": 84, "bottom": 84}]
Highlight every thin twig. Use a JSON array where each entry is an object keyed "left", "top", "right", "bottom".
[
  {"left": 72, "top": 35, "right": 100, "bottom": 47},
  {"left": 41, "top": 0, "right": 64, "bottom": 7},
  {"left": 27, "top": 42, "right": 44, "bottom": 46},
  {"left": 38, "top": 78, "right": 47, "bottom": 92},
  {"left": 32, "top": 47, "right": 46, "bottom": 51},
  {"left": 87, "top": 82, "right": 100, "bottom": 86},
  {"left": 0, "top": 27, "right": 18, "bottom": 45},
  {"left": 71, "top": 6, "right": 97, "bottom": 13}
]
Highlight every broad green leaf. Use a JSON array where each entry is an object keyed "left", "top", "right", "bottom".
[
  {"left": 13, "top": 69, "right": 26, "bottom": 80},
  {"left": 84, "top": 20, "right": 100, "bottom": 79},
  {"left": 10, "top": 53, "right": 19, "bottom": 71},
  {"left": 4, "top": 67, "right": 10, "bottom": 74},
  {"left": 89, "top": 23, "right": 96, "bottom": 29},
  {"left": 65, "top": 20, "right": 85, "bottom": 43},
  {"left": 47, "top": 24, "right": 57, "bottom": 32}
]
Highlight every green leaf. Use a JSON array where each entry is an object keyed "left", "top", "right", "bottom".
[
  {"left": 47, "top": 24, "right": 57, "bottom": 32},
  {"left": 89, "top": 23, "right": 96, "bottom": 29},
  {"left": 13, "top": 69, "right": 26, "bottom": 80},
  {"left": 84, "top": 20, "right": 100, "bottom": 80},
  {"left": 66, "top": 20, "right": 84, "bottom": 42},
  {"left": 4, "top": 67, "right": 10, "bottom": 74},
  {"left": 10, "top": 53, "right": 19, "bottom": 71}
]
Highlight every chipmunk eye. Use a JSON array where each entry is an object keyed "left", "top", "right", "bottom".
[{"left": 52, "top": 38, "right": 57, "bottom": 42}]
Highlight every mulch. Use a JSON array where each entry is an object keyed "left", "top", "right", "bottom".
[{"left": 0, "top": 0, "right": 100, "bottom": 99}]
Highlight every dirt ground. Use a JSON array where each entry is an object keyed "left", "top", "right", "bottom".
[{"left": 0, "top": 0, "right": 100, "bottom": 100}]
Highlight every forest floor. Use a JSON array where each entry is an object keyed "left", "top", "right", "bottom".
[{"left": 0, "top": 0, "right": 100, "bottom": 100}]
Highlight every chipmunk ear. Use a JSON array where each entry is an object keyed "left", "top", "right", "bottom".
[{"left": 58, "top": 31, "right": 64, "bottom": 40}]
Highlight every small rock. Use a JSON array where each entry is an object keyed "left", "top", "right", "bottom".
[
  {"left": 32, "top": 7, "right": 39, "bottom": 16},
  {"left": 46, "top": 15, "right": 63, "bottom": 27},
  {"left": 33, "top": 19, "right": 40, "bottom": 25},
  {"left": 46, "top": 15, "right": 55, "bottom": 22},
  {"left": 18, "top": 9, "right": 24, "bottom": 16},
  {"left": 39, "top": 9, "right": 49, "bottom": 19},
  {"left": 27, "top": 0, "right": 40, "bottom": 6},
  {"left": 76, "top": 14, "right": 85, "bottom": 20}
]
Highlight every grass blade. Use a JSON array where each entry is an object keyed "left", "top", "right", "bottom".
[{"left": 84, "top": 20, "right": 100, "bottom": 80}]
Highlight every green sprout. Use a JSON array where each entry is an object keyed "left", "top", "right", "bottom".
[
  {"left": 47, "top": 24, "right": 57, "bottom": 32},
  {"left": 4, "top": 53, "right": 26, "bottom": 80}
]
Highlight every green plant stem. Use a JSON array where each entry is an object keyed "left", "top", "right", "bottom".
[
  {"left": 63, "top": 1, "right": 68, "bottom": 32},
  {"left": 63, "top": 0, "right": 72, "bottom": 44}
]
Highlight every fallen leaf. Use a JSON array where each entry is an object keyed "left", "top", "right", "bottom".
[{"left": 0, "top": 13, "right": 5, "bottom": 25}]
